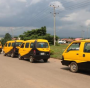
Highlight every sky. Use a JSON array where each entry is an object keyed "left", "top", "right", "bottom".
[{"left": 0, "top": 0, "right": 90, "bottom": 38}]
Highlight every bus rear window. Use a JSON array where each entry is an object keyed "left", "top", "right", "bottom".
[
  {"left": 36, "top": 42, "right": 48, "bottom": 48},
  {"left": 16, "top": 42, "right": 22, "bottom": 46}
]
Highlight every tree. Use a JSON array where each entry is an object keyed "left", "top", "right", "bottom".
[
  {"left": 1, "top": 33, "right": 12, "bottom": 46},
  {"left": 19, "top": 26, "right": 47, "bottom": 40},
  {"left": 4, "top": 33, "right": 12, "bottom": 40},
  {"left": 19, "top": 26, "right": 59, "bottom": 45}
]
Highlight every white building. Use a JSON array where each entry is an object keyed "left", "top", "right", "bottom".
[{"left": 0, "top": 37, "right": 3, "bottom": 40}]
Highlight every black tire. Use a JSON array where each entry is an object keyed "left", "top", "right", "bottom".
[
  {"left": 18, "top": 54, "right": 23, "bottom": 60},
  {"left": 11, "top": 53, "right": 14, "bottom": 58},
  {"left": 7, "top": 54, "right": 10, "bottom": 57},
  {"left": 43, "top": 59, "right": 48, "bottom": 62},
  {"left": 3, "top": 51, "right": 6, "bottom": 56},
  {"left": 70, "top": 62, "right": 78, "bottom": 73},
  {"left": 29, "top": 56, "right": 34, "bottom": 63}
]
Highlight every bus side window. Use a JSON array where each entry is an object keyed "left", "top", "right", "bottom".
[
  {"left": 21, "top": 43, "right": 25, "bottom": 48},
  {"left": 5, "top": 43, "right": 8, "bottom": 47},
  {"left": 25, "top": 43, "right": 29, "bottom": 48},
  {"left": 30, "top": 43, "right": 34, "bottom": 48},
  {"left": 8, "top": 43, "right": 11, "bottom": 47}
]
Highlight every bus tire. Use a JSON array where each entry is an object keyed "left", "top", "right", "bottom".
[
  {"left": 3, "top": 51, "right": 6, "bottom": 56},
  {"left": 70, "top": 62, "right": 78, "bottom": 73},
  {"left": 29, "top": 56, "right": 34, "bottom": 63},
  {"left": 43, "top": 59, "right": 48, "bottom": 62},
  {"left": 18, "top": 54, "right": 23, "bottom": 60},
  {"left": 11, "top": 53, "right": 14, "bottom": 58}
]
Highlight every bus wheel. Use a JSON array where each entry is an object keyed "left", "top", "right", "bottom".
[
  {"left": 70, "top": 62, "right": 78, "bottom": 73},
  {"left": 18, "top": 54, "right": 22, "bottom": 60},
  {"left": 43, "top": 59, "right": 48, "bottom": 62},
  {"left": 11, "top": 53, "right": 14, "bottom": 58},
  {"left": 29, "top": 56, "right": 34, "bottom": 63},
  {"left": 3, "top": 51, "right": 6, "bottom": 56}
]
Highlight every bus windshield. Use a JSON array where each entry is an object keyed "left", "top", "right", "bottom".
[{"left": 36, "top": 42, "right": 49, "bottom": 48}]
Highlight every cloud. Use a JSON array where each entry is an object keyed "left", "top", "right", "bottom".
[
  {"left": 68, "top": 0, "right": 75, "bottom": 1},
  {"left": 0, "top": 0, "right": 90, "bottom": 38},
  {"left": 61, "top": 10, "right": 90, "bottom": 24},
  {"left": 0, "top": 27, "right": 38, "bottom": 35},
  {"left": 60, "top": 9, "right": 90, "bottom": 34},
  {"left": 0, "top": 0, "right": 42, "bottom": 18},
  {"left": 61, "top": 13, "right": 78, "bottom": 21},
  {"left": 85, "top": 20, "right": 90, "bottom": 26},
  {"left": 17, "top": 0, "right": 27, "bottom": 2},
  {"left": 0, "top": 0, "right": 28, "bottom": 18},
  {"left": 57, "top": 26, "right": 63, "bottom": 29},
  {"left": 50, "top": 1, "right": 65, "bottom": 10},
  {"left": 30, "top": 0, "right": 41, "bottom": 5},
  {"left": 0, "top": 27, "right": 11, "bottom": 34},
  {"left": 25, "top": 0, "right": 42, "bottom": 7},
  {"left": 65, "top": 0, "right": 81, "bottom": 2}
]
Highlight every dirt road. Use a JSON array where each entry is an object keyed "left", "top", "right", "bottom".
[{"left": 0, "top": 54, "right": 90, "bottom": 88}]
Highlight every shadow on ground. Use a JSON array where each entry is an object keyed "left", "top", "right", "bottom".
[
  {"left": 61, "top": 67, "right": 70, "bottom": 72},
  {"left": 20, "top": 59, "right": 50, "bottom": 64},
  {"left": 6, "top": 55, "right": 50, "bottom": 63},
  {"left": 61, "top": 67, "right": 90, "bottom": 75}
]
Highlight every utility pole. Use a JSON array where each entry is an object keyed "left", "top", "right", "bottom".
[
  {"left": 10, "top": 27, "right": 13, "bottom": 39},
  {"left": 50, "top": 5, "right": 59, "bottom": 46},
  {"left": 81, "top": 29, "right": 84, "bottom": 39},
  {"left": 82, "top": 30, "right": 85, "bottom": 39},
  {"left": 87, "top": 27, "right": 88, "bottom": 38},
  {"left": 87, "top": 25, "right": 90, "bottom": 38},
  {"left": 80, "top": 25, "right": 85, "bottom": 39}
]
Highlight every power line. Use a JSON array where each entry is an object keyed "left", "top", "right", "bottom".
[
  {"left": 20, "top": 6, "right": 51, "bottom": 26},
  {"left": 10, "top": 27, "right": 14, "bottom": 38},
  {"left": 58, "top": 1, "right": 90, "bottom": 17},
  {"left": 12, "top": 0, "right": 90, "bottom": 32},
  {"left": 19, "top": 1, "right": 90, "bottom": 26},
  {"left": 28, "top": 0, "right": 90, "bottom": 26},
  {"left": 60, "top": 0, "right": 90, "bottom": 9},
  {"left": 65, "top": 1, "right": 90, "bottom": 10}
]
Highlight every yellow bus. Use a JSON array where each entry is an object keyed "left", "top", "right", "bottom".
[
  {"left": 18, "top": 39, "right": 50, "bottom": 63},
  {"left": 0, "top": 42, "right": 2, "bottom": 54},
  {"left": 3, "top": 40, "right": 24, "bottom": 57},
  {"left": 61, "top": 40, "right": 90, "bottom": 72}
]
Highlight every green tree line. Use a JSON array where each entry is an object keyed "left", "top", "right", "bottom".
[
  {"left": 0, "top": 26, "right": 59, "bottom": 46},
  {"left": 19, "top": 26, "right": 59, "bottom": 45},
  {"left": 0, "top": 33, "right": 12, "bottom": 46}
]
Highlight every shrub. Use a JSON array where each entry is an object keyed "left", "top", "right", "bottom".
[
  {"left": 55, "top": 41, "right": 60, "bottom": 46},
  {"left": 50, "top": 49, "right": 54, "bottom": 55}
]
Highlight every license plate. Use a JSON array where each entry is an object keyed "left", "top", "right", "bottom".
[{"left": 40, "top": 53, "right": 45, "bottom": 55}]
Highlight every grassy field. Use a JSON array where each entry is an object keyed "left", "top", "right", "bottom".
[{"left": 50, "top": 44, "right": 68, "bottom": 59}]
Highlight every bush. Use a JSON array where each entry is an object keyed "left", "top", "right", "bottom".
[
  {"left": 50, "top": 49, "right": 54, "bottom": 55},
  {"left": 55, "top": 41, "right": 60, "bottom": 46}
]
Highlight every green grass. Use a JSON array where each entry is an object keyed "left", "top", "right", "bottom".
[{"left": 50, "top": 44, "right": 68, "bottom": 59}]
